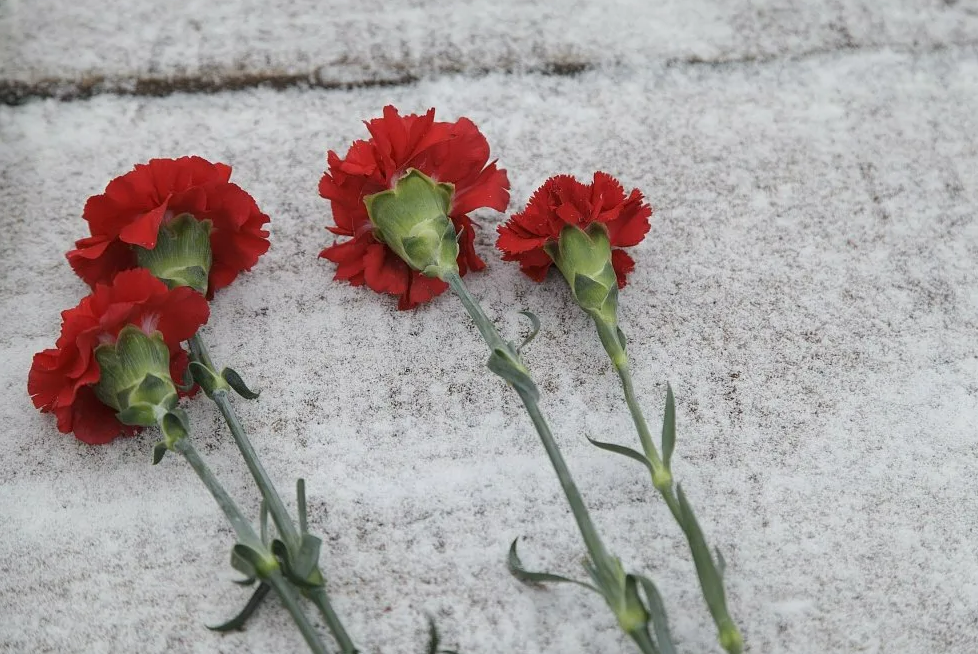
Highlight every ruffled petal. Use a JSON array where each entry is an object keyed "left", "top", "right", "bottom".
[
  {"left": 497, "top": 172, "right": 652, "bottom": 285},
  {"left": 71, "top": 157, "right": 269, "bottom": 295},
  {"left": 320, "top": 106, "right": 507, "bottom": 308},
  {"left": 28, "top": 268, "right": 210, "bottom": 445},
  {"left": 611, "top": 248, "right": 636, "bottom": 288}
]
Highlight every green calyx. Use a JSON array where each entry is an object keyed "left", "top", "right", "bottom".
[
  {"left": 135, "top": 213, "right": 213, "bottom": 294},
  {"left": 545, "top": 223, "right": 620, "bottom": 327},
  {"left": 364, "top": 168, "right": 460, "bottom": 280},
  {"left": 94, "top": 324, "right": 180, "bottom": 430}
]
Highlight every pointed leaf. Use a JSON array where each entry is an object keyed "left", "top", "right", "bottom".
[
  {"left": 676, "top": 485, "right": 730, "bottom": 626},
  {"left": 232, "top": 575, "right": 257, "bottom": 586},
  {"left": 516, "top": 311, "right": 541, "bottom": 353},
  {"left": 585, "top": 435, "right": 654, "bottom": 475},
  {"left": 230, "top": 544, "right": 258, "bottom": 578},
  {"left": 661, "top": 384, "right": 676, "bottom": 470},
  {"left": 207, "top": 583, "right": 271, "bottom": 632},
  {"left": 188, "top": 360, "right": 223, "bottom": 397},
  {"left": 259, "top": 498, "right": 270, "bottom": 546},
  {"left": 151, "top": 442, "right": 168, "bottom": 465},
  {"left": 293, "top": 533, "right": 323, "bottom": 580},
  {"left": 487, "top": 346, "right": 539, "bottom": 401},
  {"left": 426, "top": 616, "right": 441, "bottom": 654},
  {"left": 223, "top": 367, "right": 260, "bottom": 400},
  {"left": 507, "top": 539, "right": 599, "bottom": 593},
  {"left": 616, "top": 326, "right": 627, "bottom": 352},
  {"left": 635, "top": 574, "right": 677, "bottom": 654},
  {"left": 297, "top": 478, "right": 308, "bottom": 534}
]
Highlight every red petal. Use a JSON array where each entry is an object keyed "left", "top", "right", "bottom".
[
  {"left": 70, "top": 387, "right": 136, "bottom": 445},
  {"left": 611, "top": 249, "right": 636, "bottom": 288},
  {"left": 118, "top": 201, "right": 170, "bottom": 248}
]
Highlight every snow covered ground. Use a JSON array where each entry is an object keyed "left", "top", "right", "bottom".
[{"left": 2, "top": 2, "right": 978, "bottom": 653}]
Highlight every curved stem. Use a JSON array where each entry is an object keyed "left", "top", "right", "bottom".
[
  {"left": 170, "top": 437, "right": 329, "bottom": 654},
  {"left": 187, "top": 333, "right": 358, "bottom": 653}
]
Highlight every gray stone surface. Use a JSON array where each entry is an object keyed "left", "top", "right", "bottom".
[{"left": 3, "top": 3, "right": 978, "bottom": 653}]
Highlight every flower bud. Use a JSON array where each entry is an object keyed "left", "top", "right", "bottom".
[
  {"left": 545, "top": 223, "right": 620, "bottom": 326},
  {"left": 135, "top": 213, "right": 213, "bottom": 294},
  {"left": 94, "top": 324, "right": 179, "bottom": 428},
  {"left": 363, "top": 169, "right": 460, "bottom": 280}
]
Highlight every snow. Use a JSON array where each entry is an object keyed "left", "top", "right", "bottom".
[{"left": 3, "top": 2, "right": 978, "bottom": 654}]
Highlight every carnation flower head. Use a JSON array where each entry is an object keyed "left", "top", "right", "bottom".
[
  {"left": 319, "top": 105, "right": 510, "bottom": 309},
  {"left": 67, "top": 156, "right": 271, "bottom": 298},
  {"left": 496, "top": 172, "right": 652, "bottom": 288},
  {"left": 28, "top": 269, "right": 209, "bottom": 445}
]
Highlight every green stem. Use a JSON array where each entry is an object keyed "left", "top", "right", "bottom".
[
  {"left": 444, "top": 273, "right": 616, "bottom": 588},
  {"left": 264, "top": 569, "right": 332, "bottom": 654},
  {"left": 172, "top": 437, "right": 257, "bottom": 543},
  {"left": 595, "top": 321, "right": 743, "bottom": 654},
  {"left": 187, "top": 333, "right": 358, "bottom": 654},
  {"left": 170, "top": 437, "right": 329, "bottom": 654},
  {"left": 307, "top": 587, "right": 359, "bottom": 654},
  {"left": 594, "top": 321, "right": 671, "bottom": 491}
]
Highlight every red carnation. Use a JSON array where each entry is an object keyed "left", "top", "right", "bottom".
[
  {"left": 496, "top": 172, "right": 652, "bottom": 288},
  {"left": 28, "top": 269, "right": 209, "bottom": 445},
  {"left": 67, "top": 156, "right": 270, "bottom": 298},
  {"left": 319, "top": 106, "right": 510, "bottom": 309}
]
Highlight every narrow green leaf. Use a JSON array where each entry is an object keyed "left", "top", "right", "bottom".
[
  {"left": 507, "top": 539, "right": 599, "bottom": 593},
  {"left": 516, "top": 310, "right": 541, "bottom": 353},
  {"left": 426, "top": 616, "right": 441, "bottom": 654},
  {"left": 487, "top": 346, "right": 539, "bottom": 401},
  {"left": 425, "top": 616, "right": 460, "bottom": 654},
  {"left": 207, "top": 583, "right": 271, "bottom": 632},
  {"left": 616, "top": 326, "right": 627, "bottom": 352},
  {"left": 676, "top": 485, "right": 729, "bottom": 626},
  {"left": 231, "top": 575, "right": 257, "bottom": 586},
  {"left": 716, "top": 547, "right": 727, "bottom": 580},
  {"left": 223, "top": 367, "right": 260, "bottom": 400},
  {"left": 259, "top": 498, "right": 270, "bottom": 546},
  {"left": 151, "top": 442, "right": 168, "bottom": 465},
  {"left": 230, "top": 544, "right": 258, "bottom": 578},
  {"left": 661, "top": 384, "right": 676, "bottom": 470},
  {"left": 188, "top": 360, "right": 221, "bottom": 397},
  {"left": 635, "top": 574, "right": 677, "bottom": 654},
  {"left": 293, "top": 534, "right": 322, "bottom": 580},
  {"left": 297, "top": 478, "right": 308, "bottom": 534},
  {"left": 585, "top": 435, "right": 654, "bottom": 475}
]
